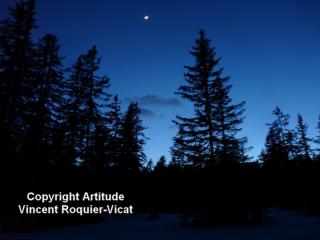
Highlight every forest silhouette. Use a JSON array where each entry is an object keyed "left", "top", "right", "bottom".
[{"left": 1, "top": 0, "right": 320, "bottom": 232}]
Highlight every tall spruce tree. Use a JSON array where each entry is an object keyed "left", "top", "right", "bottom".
[
  {"left": 63, "top": 45, "right": 111, "bottom": 168},
  {"left": 260, "top": 107, "right": 296, "bottom": 166},
  {"left": 260, "top": 125, "right": 290, "bottom": 167},
  {"left": 173, "top": 30, "right": 246, "bottom": 166},
  {"left": 0, "top": 0, "right": 36, "bottom": 157},
  {"left": 25, "top": 34, "right": 65, "bottom": 165},
  {"left": 119, "top": 102, "right": 147, "bottom": 173},
  {"left": 91, "top": 122, "right": 110, "bottom": 171},
  {"left": 107, "top": 95, "right": 122, "bottom": 167},
  {"left": 314, "top": 115, "right": 320, "bottom": 158},
  {"left": 295, "top": 114, "right": 312, "bottom": 160},
  {"left": 60, "top": 56, "right": 84, "bottom": 166},
  {"left": 81, "top": 45, "right": 110, "bottom": 168}
]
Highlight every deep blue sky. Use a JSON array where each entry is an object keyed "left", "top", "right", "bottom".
[{"left": 1, "top": 0, "right": 320, "bottom": 162}]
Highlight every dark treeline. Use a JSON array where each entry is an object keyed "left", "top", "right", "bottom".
[
  {"left": 1, "top": 0, "right": 320, "bottom": 231},
  {"left": 0, "top": 0, "right": 147, "bottom": 173},
  {"left": 0, "top": 0, "right": 148, "bottom": 229}
]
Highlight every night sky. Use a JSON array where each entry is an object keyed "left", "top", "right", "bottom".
[{"left": 1, "top": 0, "right": 320, "bottom": 162}]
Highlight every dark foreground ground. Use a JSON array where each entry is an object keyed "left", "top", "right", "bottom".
[{"left": 1, "top": 209, "right": 320, "bottom": 240}]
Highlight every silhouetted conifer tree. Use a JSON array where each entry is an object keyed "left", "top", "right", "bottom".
[
  {"left": 0, "top": 1, "right": 38, "bottom": 219},
  {"left": 154, "top": 155, "right": 167, "bottom": 172},
  {"left": 119, "top": 102, "right": 147, "bottom": 173},
  {"left": 62, "top": 54, "right": 86, "bottom": 166},
  {"left": 260, "top": 107, "right": 295, "bottom": 166},
  {"left": 62, "top": 45, "right": 111, "bottom": 168},
  {"left": 173, "top": 30, "right": 246, "bottom": 166},
  {"left": 295, "top": 114, "right": 312, "bottom": 160},
  {"left": 81, "top": 45, "right": 110, "bottom": 169},
  {"left": 0, "top": 0, "right": 36, "bottom": 158},
  {"left": 91, "top": 122, "right": 110, "bottom": 171},
  {"left": 314, "top": 115, "right": 320, "bottom": 159},
  {"left": 107, "top": 95, "right": 122, "bottom": 167},
  {"left": 25, "top": 34, "right": 65, "bottom": 166},
  {"left": 260, "top": 126, "right": 289, "bottom": 167},
  {"left": 145, "top": 159, "right": 154, "bottom": 173}
]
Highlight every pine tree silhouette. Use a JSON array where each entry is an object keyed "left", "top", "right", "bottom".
[
  {"left": 260, "top": 106, "right": 295, "bottom": 166},
  {"left": 173, "top": 30, "right": 247, "bottom": 166},
  {"left": 25, "top": 34, "right": 65, "bottom": 167},
  {"left": 62, "top": 45, "right": 111, "bottom": 168},
  {"left": 107, "top": 95, "right": 123, "bottom": 168},
  {"left": 295, "top": 113, "right": 312, "bottom": 161},
  {"left": 154, "top": 155, "right": 167, "bottom": 172},
  {"left": 313, "top": 115, "right": 320, "bottom": 160},
  {"left": 0, "top": 0, "right": 36, "bottom": 159},
  {"left": 260, "top": 125, "right": 289, "bottom": 167},
  {"left": 144, "top": 159, "right": 154, "bottom": 173},
  {"left": 119, "top": 102, "right": 147, "bottom": 173}
]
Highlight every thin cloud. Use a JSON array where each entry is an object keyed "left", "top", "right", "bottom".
[
  {"left": 140, "top": 108, "right": 156, "bottom": 118},
  {"left": 125, "top": 94, "right": 182, "bottom": 107}
]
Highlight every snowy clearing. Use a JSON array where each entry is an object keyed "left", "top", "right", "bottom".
[{"left": 1, "top": 209, "right": 320, "bottom": 240}]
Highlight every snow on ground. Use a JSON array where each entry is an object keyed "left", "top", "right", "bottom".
[{"left": 1, "top": 209, "right": 320, "bottom": 240}]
